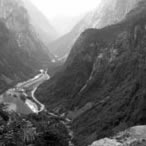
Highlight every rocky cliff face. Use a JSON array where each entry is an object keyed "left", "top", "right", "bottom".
[
  {"left": 0, "top": 0, "right": 50, "bottom": 62},
  {"left": 0, "top": 0, "right": 54, "bottom": 93},
  {"left": 48, "top": 0, "right": 141, "bottom": 59},
  {"left": 36, "top": 0, "right": 146, "bottom": 145}
]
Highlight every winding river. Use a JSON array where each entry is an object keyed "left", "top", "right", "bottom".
[{"left": 0, "top": 70, "right": 49, "bottom": 114}]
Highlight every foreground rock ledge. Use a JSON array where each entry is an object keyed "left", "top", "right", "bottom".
[{"left": 90, "top": 126, "right": 146, "bottom": 146}]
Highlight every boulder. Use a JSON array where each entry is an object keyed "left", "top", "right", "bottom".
[{"left": 90, "top": 138, "right": 121, "bottom": 146}]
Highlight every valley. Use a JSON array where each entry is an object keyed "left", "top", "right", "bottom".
[{"left": 0, "top": 0, "right": 146, "bottom": 146}]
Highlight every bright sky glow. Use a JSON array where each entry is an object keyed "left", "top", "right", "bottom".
[{"left": 29, "top": 0, "right": 101, "bottom": 19}]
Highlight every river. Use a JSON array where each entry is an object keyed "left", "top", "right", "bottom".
[{"left": 0, "top": 70, "right": 50, "bottom": 114}]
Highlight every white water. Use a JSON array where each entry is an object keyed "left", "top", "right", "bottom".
[{"left": 31, "top": 87, "right": 45, "bottom": 112}]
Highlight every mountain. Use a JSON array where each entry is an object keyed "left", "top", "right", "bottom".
[
  {"left": 0, "top": 0, "right": 56, "bottom": 93},
  {"left": 48, "top": 0, "right": 140, "bottom": 59},
  {"left": 23, "top": 0, "right": 58, "bottom": 45},
  {"left": 50, "top": 14, "right": 85, "bottom": 36},
  {"left": 36, "top": 0, "right": 146, "bottom": 145}
]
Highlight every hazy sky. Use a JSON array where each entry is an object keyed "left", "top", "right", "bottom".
[{"left": 29, "top": 0, "right": 101, "bottom": 19}]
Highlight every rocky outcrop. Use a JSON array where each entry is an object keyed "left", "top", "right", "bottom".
[
  {"left": 90, "top": 126, "right": 146, "bottom": 146},
  {"left": 90, "top": 138, "right": 121, "bottom": 146}
]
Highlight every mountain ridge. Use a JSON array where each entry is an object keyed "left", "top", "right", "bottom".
[
  {"left": 36, "top": 0, "right": 146, "bottom": 145},
  {"left": 0, "top": 0, "right": 57, "bottom": 93},
  {"left": 48, "top": 0, "right": 141, "bottom": 59}
]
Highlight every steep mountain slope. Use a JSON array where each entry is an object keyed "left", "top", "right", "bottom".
[
  {"left": 36, "top": 0, "right": 146, "bottom": 145},
  {"left": 48, "top": 0, "right": 141, "bottom": 58},
  {"left": 0, "top": 21, "right": 33, "bottom": 93},
  {"left": 23, "top": 0, "right": 58, "bottom": 45},
  {"left": 0, "top": 0, "right": 54, "bottom": 93}
]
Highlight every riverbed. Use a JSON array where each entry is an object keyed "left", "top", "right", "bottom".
[{"left": 0, "top": 70, "right": 50, "bottom": 114}]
